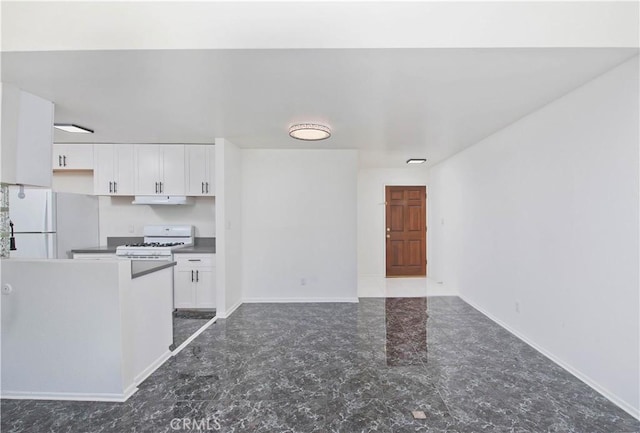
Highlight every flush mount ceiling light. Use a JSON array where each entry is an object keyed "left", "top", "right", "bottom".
[
  {"left": 288, "top": 123, "right": 331, "bottom": 141},
  {"left": 54, "top": 124, "right": 94, "bottom": 134},
  {"left": 406, "top": 158, "right": 427, "bottom": 164}
]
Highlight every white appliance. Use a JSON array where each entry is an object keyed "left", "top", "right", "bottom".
[
  {"left": 116, "top": 225, "right": 194, "bottom": 261},
  {"left": 8, "top": 185, "right": 99, "bottom": 259}
]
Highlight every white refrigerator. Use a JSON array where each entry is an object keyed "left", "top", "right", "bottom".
[{"left": 8, "top": 186, "right": 99, "bottom": 259}]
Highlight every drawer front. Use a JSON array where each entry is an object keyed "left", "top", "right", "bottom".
[{"left": 175, "top": 254, "right": 215, "bottom": 268}]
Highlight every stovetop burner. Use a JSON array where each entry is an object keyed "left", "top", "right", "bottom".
[{"left": 124, "top": 242, "right": 185, "bottom": 248}]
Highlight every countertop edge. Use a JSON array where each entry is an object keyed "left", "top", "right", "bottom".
[
  {"left": 71, "top": 247, "right": 117, "bottom": 254},
  {"left": 172, "top": 248, "right": 216, "bottom": 254}
]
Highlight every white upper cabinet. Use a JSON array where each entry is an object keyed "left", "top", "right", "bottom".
[
  {"left": 94, "top": 144, "right": 134, "bottom": 195},
  {"left": 1, "top": 84, "right": 54, "bottom": 187},
  {"left": 185, "top": 145, "right": 215, "bottom": 196},
  {"left": 134, "top": 144, "right": 185, "bottom": 195},
  {"left": 52, "top": 144, "right": 93, "bottom": 170}
]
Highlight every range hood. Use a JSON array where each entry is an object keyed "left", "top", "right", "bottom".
[{"left": 131, "top": 196, "right": 194, "bottom": 206}]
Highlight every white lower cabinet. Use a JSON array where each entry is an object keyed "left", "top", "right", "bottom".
[{"left": 173, "top": 254, "right": 216, "bottom": 309}]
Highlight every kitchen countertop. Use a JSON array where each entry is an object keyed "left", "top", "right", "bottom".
[
  {"left": 173, "top": 245, "right": 216, "bottom": 254},
  {"left": 130, "top": 260, "right": 176, "bottom": 279},
  {"left": 71, "top": 246, "right": 117, "bottom": 254}
]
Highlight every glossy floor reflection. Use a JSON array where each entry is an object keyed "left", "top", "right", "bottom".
[{"left": 2, "top": 297, "right": 638, "bottom": 433}]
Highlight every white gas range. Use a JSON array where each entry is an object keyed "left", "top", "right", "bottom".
[{"left": 116, "top": 225, "right": 194, "bottom": 261}]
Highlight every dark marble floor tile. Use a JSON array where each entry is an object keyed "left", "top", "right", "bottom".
[
  {"left": 0, "top": 399, "right": 135, "bottom": 433},
  {"left": 3, "top": 296, "right": 639, "bottom": 433},
  {"left": 213, "top": 397, "right": 326, "bottom": 433},
  {"left": 326, "top": 398, "right": 392, "bottom": 433},
  {"left": 172, "top": 317, "right": 210, "bottom": 350},
  {"left": 385, "top": 396, "right": 458, "bottom": 433}
]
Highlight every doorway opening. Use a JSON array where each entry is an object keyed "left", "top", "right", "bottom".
[{"left": 385, "top": 185, "right": 427, "bottom": 277}]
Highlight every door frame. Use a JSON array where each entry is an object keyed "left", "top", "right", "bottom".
[{"left": 383, "top": 184, "right": 428, "bottom": 277}]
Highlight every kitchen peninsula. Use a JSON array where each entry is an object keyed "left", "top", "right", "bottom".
[{"left": 1, "top": 258, "right": 175, "bottom": 401}]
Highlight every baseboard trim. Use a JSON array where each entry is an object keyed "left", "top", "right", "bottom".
[
  {"left": 171, "top": 316, "right": 218, "bottom": 356},
  {"left": 458, "top": 293, "right": 640, "bottom": 420},
  {"left": 217, "top": 299, "right": 243, "bottom": 319},
  {"left": 134, "top": 350, "right": 172, "bottom": 386},
  {"left": 242, "top": 297, "right": 359, "bottom": 304},
  {"left": 0, "top": 386, "right": 137, "bottom": 403}
]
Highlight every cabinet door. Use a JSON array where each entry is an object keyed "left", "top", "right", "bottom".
[
  {"left": 160, "top": 145, "right": 185, "bottom": 195},
  {"left": 53, "top": 144, "right": 93, "bottom": 170},
  {"left": 113, "top": 144, "right": 134, "bottom": 195},
  {"left": 205, "top": 147, "right": 216, "bottom": 195},
  {"left": 185, "top": 145, "right": 207, "bottom": 196},
  {"left": 16, "top": 88, "right": 54, "bottom": 187},
  {"left": 174, "top": 269, "right": 196, "bottom": 308},
  {"left": 93, "top": 144, "right": 116, "bottom": 195},
  {"left": 195, "top": 269, "right": 215, "bottom": 308},
  {"left": 135, "top": 145, "right": 161, "bottom": 195}
]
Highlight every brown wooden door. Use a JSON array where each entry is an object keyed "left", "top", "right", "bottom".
[{"left": 385, "top": 186, "right": 426, "bottom": 277}]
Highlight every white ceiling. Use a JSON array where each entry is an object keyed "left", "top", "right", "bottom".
[{"left": 1, "top": 2, "right": 638, "bottom": 168}]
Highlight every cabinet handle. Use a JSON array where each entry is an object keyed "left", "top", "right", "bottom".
[
  {"left": 191, "top": 270, "right": 194, "bottom": 282},
  {"left": 155, "top": 182, "right": 159, "bottom": 193},
  {"left": 188, "top": 259, "right": 201, "bottom": 262},
  {"left": 206, "top": 182, "right": 209, "bottom": 193},
  {"left": 160, "top": 182, "right": 163, "bottom": 193},
  {"left": 109, "top": 181, "right": 113, "bottom": 193},
  {"left": 196, "top": 270, "right": 199, "bottom": 282},
  {"left": 58, "top": 155, "right": 62, "bottom": 167},
  {"left": 114, "top": 182, "right": 117, "bottom": 193},
  {"left": 63, "top": 155, "right": 67, "bottom": 167},
  {"left": 201, "top": 182, "right": 204, "bottom": 194}
]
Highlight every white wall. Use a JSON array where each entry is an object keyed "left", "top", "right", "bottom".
[
  {"left": 1, "top": 259, "right": 130, "bottom": 399},
  {"left": 242, "top": 149, "right": 358, "bottom": 302},
  {"left": 214, "top": 138, "right": 243, "bottom": 318},
  {"left": 97, "top": 196, "right": 215, "bottom": 243},
  {"left": 357, "top": 167, "right": 429, "bottom": 297},
  {"left": 52, "top": 171, "right": 93, "bottom": 194},
  {"left": 429, "top": 57, "right": 639, "bottom": 417}
]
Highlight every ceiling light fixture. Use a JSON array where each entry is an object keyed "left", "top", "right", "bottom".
[
  {"left": 54, "top": 124, "right": 94, "bottom": 134},
  {"left": 406, "top": 158, "right": 427, "bottom": 164},
  {"left": 288, "top": 123, "right": 331, "bottom": 141}
]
